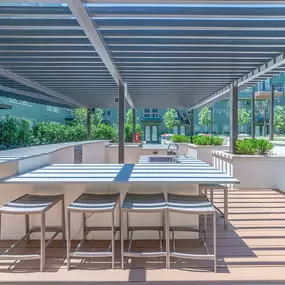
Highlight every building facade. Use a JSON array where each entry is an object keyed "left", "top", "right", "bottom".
[{"left": 0, "top": 91, "right": 74, "bottom": 126}]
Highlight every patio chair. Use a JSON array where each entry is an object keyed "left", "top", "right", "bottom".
[
  {"left": 166, "top": 193, "right": 216, "bottom": 272},
  {"left": 66, "top": 193, "right": 120, "bottom": 270},
  {"left": 0, "top": 194, "right": 65, "bottom": 272},
  {"left": 199, "top": 183, "right": 228, "bottom": 229},
  {"left": 120, "top": 193, "right": 168, "bottom": 269}
]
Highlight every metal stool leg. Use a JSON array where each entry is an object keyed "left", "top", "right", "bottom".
[
  {"left": 25, "top": 214, "right": 30, "bottom": 244},
  {"left": 82, "top": 213, "right": 86, "bottom": 243},
  {"left": 40, "top": 212, "right": 46, "bottom": 272},
  {"left": 165, "top": 209, "right": 170, "bottom": 269},
  {"left": 213, "top": 211, "right": 217, "bottom": 272},
  {"left": 121, "top": 209, "right": 124, "bottom": 270},
  {"left": 210, "top": 189, "right": 214, "bottom": 204},
  {"left": 66, "top": 210, "right": 71, "bottom": 271},
  {"left": 204, "top": 214, "right": 207, "bottom": 233},
  {"left": 111, "top": 210, "right": 115, "bottom": 269},
  {"left": 126, "top": 212, "right": 129, "bottom": 242},
  {"left": 224, "top": 187, "right": 228, "bottom": 230},
  {"left": 61, "top": 196, "right": 66, "bottom": 243}
]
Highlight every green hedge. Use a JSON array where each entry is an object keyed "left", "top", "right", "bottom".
[
  {"left": 236, "top": 139, "right": 273, "bottom": 155},
  {"left": 192, "top": 135, "right": 223, "bottom": 146},
  {"left": 0, "top": 116, "right": 144, "bottom": 150},
  {"left": 172, "top": 134, "right": 190, "bottom": 143}
]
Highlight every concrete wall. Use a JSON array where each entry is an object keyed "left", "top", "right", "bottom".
[
  {"left": 0, "top": 141, "right": 109, "bottom": 179},
  {"left": 213, "top": 150, "right": 285, "bottom": 189},
  {"left": 187, "top": 144, "right": 229, "bottom": 165},
  {"left": 106, "top": 145, "right": 142, "bottom": 164}
]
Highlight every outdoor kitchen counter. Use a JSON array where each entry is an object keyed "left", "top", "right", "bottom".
[{"left": 0, "top": 158, "right": 238, "bottom": 240}]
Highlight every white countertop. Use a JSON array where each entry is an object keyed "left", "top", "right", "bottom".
[{"left": 3, "top": 156, "right": 239, "bottom": 184}]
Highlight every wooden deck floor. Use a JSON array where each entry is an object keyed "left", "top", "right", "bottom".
[{"left": 1, "top": 189, "right": 285, "bottom": 285}]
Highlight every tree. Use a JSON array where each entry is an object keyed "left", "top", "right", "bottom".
[
  {"left": 93, "top": 109, "right": 103, "bottom": 125},
  {"left": 198, "top": 107, "right": 211, "bottom": 133},
  {"left": 274, "top": 105, "right": 285, "bottom": 134},
  {"left": 163, "top": 108, "right": 180, "bottom": 133},
  {"left": 238, "top": 108, "right": 250, "bottom": 133},
  {"left": 125, "top": 109, "right": 136, "bottom": 125},
  {"left": 74, "top": 108, "right": 103, "bottom": 125}
]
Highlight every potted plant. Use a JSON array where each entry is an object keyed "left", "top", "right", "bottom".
[
  {"left": 212, "top": 138, "right": 285, "bottom": 189},
  {"left": 187, "top": 135, "right": 228, "bottom": 165}
]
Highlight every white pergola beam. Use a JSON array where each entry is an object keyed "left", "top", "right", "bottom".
[
  {"left": 64, "top": 0, "right": 135, "bottom": 109},
  {"left": 190, "top": 53, "right": 285, "bottom": 109},
  {"left": 0, "top": 66, "right": 87, "bottom": 108}
]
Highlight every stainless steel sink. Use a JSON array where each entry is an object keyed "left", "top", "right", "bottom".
[{"left": 149, "top": 156, "right": 179, "bottom": 163}]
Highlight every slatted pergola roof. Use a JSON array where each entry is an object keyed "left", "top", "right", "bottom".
[{"left": 1, "top": 1, "right": 285, "bottom": 109}]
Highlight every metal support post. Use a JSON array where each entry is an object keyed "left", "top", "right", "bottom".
[
  {"left": 210, "top": 106, "right": 213, "bottom": 136},
  {"left": 269, "top": 85, "right": 275, "bottom": 141},
  {"left": 132, "top": 108, "right": 136, "bottom": 143},
  {"left": 189, "top": 109, "right": 195, "bottom": 137},
  {"left": 264, "top": 108, "right": 267, "bottom": 137},
  {"left": 118, "top": 83, "right": 125, "bottom": 164},
  {"left": 230, "top": 85, "right": 238, "bottom": 154},
  {"left": 251, "top": 90, "right": 255, "bottom": 139},
  {"left": 87, "top": 108, "right": 91, "bottom": 140}
]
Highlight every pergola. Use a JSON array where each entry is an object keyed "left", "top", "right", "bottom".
[{"left": 1, "top": 0, "right": 285, "bottom": 161}]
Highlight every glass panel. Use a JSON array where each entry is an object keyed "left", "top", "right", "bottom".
[
  {"left": 152, "top": 126, "right": 158, "bottom": 141},
  {"left": 152, "top": 108, "right": 158, "bottom": 113},
  {"left": 173, "top": 126, "right": 179, "bottom": 134},
  {"left": 180, "top": 126, "right": 185, "bottom": 135},
  {"left": 145, "top": 126, "right": 151, "bottom": 141}
]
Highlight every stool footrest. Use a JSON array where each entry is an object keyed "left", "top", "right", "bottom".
[
  {"left": 128, "top": 226, "right": 163, "bottom": 231},
  {"left": 171, "top": 252, "right": 215, "bottom": 260},
  {"left": 0, "top": 254, "right": 40, "bottom": 260},
  {"left": 86, "top": 226, "right": 120, "bottom": 232},
  {"left": 170, "top": 227, "right": 200, "bottom": 233},
  {"left": 124, "top": 251, "right": 166, "bottom": 258},
  {"left": 71, "top": 251, "right": 112, "bottom": 258}
]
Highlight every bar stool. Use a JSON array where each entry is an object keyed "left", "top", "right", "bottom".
[
  {"left": 121, "top": 193, "right": 168, "bottom": 269},
  {"left": 199, "top": 183, "right": 228, "bottom": 229},
  {"left": 0, "top": 194, "right": 65, "bottom": 272},
  {"left": 166, "top": 193, "right": 216, "bottom": 272},
  {"left": 66, "top": 193, "right": 120, "bottom": 270}
]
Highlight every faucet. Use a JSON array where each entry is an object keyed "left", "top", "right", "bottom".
[{"left": 167, "top": 142, "right": 179, "bottom": 158}]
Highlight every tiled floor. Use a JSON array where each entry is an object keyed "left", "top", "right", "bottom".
[{"left": 0, "top": 189, "right": 285, "bottom": 285}]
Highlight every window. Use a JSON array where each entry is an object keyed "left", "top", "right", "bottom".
[
  {"left": 10, "top": 98, "right": 21, "bottom": 104},
  {"left": 144, "top": 108, "right": 159, "bottom": 118},
  {"left": 107, "top": 111, "right": 111, "bottom": 116},
  {"left": 22, "top": 101, "right": 32, "bottom": 107},
  {"left": 46, "top": 105, "right": 59, "bottom": 113}
]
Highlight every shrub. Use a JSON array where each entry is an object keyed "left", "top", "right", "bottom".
[
  {"left": 125, "top": 124, "right": 143, "bottom": 143},
  {"left": 236, "top": 139, "right": 273, "bottom": 155},
  {"left": 172, "top": 134, "right": 190, "bottom": 143},
  {"left": 192, "top": 135, "right": 223, "bottom": 146},
  {"left": 91, "top": 124, "right": 118, "bottom": 143},
  {"left": 0, "top": 116, "right": 35, "bottom": 150}
]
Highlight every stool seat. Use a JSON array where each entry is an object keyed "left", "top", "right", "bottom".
[
  {"left": 0, "top": 194, "right": 63, "bottom": 214},
  {"left": 122, "top": 193, "right": 166, "bottom": 212},
  {"left": 199, "top": 183, "right": 225, "bottom": 188},
  {"left": 68, "top": 193, "right": 119, "bottom": 212},
  {"left": 168, "top": 194, "right": 215, "bottom": 214}
]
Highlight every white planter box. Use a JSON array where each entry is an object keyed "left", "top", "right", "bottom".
[
  {"left": 212, "top": 150, "right": 285, "bottom": 189},
  {"left": 187, "top": 144, "right": 229, "bottom": 165}
]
